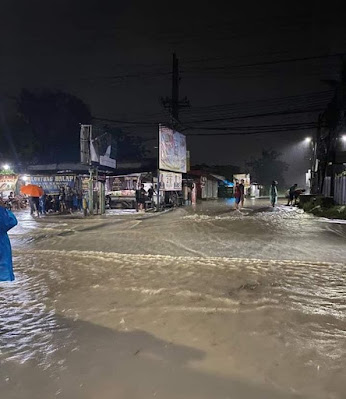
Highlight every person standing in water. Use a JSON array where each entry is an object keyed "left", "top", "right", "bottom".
[
  {"left": 239, "top": 179, "right": 245, "bottom": 208},
  {"left": 234, "top": 181, "right": 242, "bottom": 210},
  {"left": 0, "top": 200, "right": 18, "bottom": 281},
  {"left": 270, "top": 181, "right": 278, "bottom": 207},
  {"left": 286, "top": 183, "right": 297, "bottom": 206}
]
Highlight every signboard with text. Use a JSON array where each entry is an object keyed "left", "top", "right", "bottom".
[
  {"left": 159, "top": 171, "right": 182, "bottom": 191},
  {"left": 0, "top": 174, "right": 18, "bottom": 195},
  {"left": 159, "top": 125, "right": 187, "bottom": 173},
  {"left": 30, "top": 175, "right": 76, "bottom": 195},
  {"left": 80, "top": 124, "right": 117, "bottom": 169}
]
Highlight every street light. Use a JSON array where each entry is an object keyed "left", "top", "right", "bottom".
[
  {"left": 2, "top": 164, "right": 10, "bottom": 170},
  {"left": 304, "top": 137, "right": 312, "bottom": 143},
  {"left": 341, "top": 135, "right": 346, "bottom": 142}
]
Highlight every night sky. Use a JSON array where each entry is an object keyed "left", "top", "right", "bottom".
[{"left": 1, "top": 0, "right": 346, "bottom": 185}]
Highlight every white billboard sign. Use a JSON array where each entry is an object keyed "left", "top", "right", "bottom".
[
  {"left": 81, "top": 125, "right": 116, "bottom": 169},
  {"left": 159, "top": 125, "right": 187, "bottom": 173},
  {"left": 159, "top": 171, "right": 182, "bottom": 191}
]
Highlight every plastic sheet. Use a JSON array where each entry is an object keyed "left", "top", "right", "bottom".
[{"left": 0, "top": 208, "right": 18, "bottom": 281}]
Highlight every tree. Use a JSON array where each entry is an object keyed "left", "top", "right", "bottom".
[
  {"left": 2, "top": 90, "right": 148, "bottom": 167},
  {"left": 100, "top": 125, "right": 148, "bottom": 161},
  {"left": 0, "top": 114, "right": 39, "bottom": 166},
  {"left": 246, "top": 149, "right": 288, "bottom": 188},
  {"left": 17, "top": 89, "right": 92, "bottom": 163}
]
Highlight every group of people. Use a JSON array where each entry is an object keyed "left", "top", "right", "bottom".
[
  {"left": 234, "top": 180, "right": 305, "bottom": 209},
  {"left": 234, "top": 179, "right": 246, "bottom": 209},
  {"left": 29, "top": 186, "right": 84, "bottom": 217},
  {"left": 286, "top": 184, "right": 305, "bottom": 206},
  {"left": 136, "top": 184, "right": 154, "bottom": 211},
  {"left": 2, "top": 192, "right": 27, "bottom": 211},
  {"left": 270, "top": 182, "right": 306, "bottom": 207}
]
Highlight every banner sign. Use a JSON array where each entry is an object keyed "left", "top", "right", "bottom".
[
  {"left": 108, "top": 190, "right": 136, "bottom": 197},
  {"left": 159, "top": 125, "right": 187, "bottom": 173},
  {"left": 30, "top": 175, "right": 76, "bottom": 195},
  {"left": 0, "top": 174, "right": 18, "bottom": 194},
  {"left": 80, "top": 125, "right": 117, "bottom": 169},
  {"left": 159, "top": 171, "right": 182, "bottom": 191},
  {"left": 91, "top": 131, "right": 116, "bottom": 169},
  {"left": 106, "top": 176, "right": 139, "bottom": 193}
]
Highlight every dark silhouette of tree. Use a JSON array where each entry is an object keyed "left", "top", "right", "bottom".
[
  {"left": 3, "top": 90, "right": 148, "bottom": 167},
  {"left": 100, "top": 125, "right": 148, "bottom": 161},
  {"left": 0, "top": 115, "right": 39, "bottom": 165},
  {"left": 17, "top": 89, "right": 92, "bottom": 163},
  {"left": 246, "top": 149, "right": 288, "bottom": 188}
]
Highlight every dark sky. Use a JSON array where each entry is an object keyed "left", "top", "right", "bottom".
[{"left": 1, "top": 0, "right": 346, "bottom": 185}]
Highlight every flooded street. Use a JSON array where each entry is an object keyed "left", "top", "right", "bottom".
[{"left": 1, "top": 199, "right": 346, "bottom": 398}]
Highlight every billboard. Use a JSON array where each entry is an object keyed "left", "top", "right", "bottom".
[
  {"left": 159, "top": 171, "right": 182, "bottom": 191},
  {"left": 30, "top": 175, "right": 76, "bottom": 195},
  {"left": 159, "top": 125, "right": 187, "bottom": 173},
  {"left": 80, "top": 125, "right": 116, "bottom": 169}
]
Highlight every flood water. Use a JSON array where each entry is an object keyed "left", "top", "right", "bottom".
[{"left": 1, "top": 200, "right": 346, "bottom": 398}]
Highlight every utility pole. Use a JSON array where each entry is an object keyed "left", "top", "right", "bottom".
[
  {"left": 172, "top": 53, "right": 179, "bottom": 121},
  {"left": 161, "top": 53, "right": 190, "bottom": 129},
  {"left": 311, "top": 114, "right": 322, "bottom": 194},
  {"left": 329, "top": 65, "right": 345, "bottom": 196},
  {"left": 157, "top": 54, "right": 190, "bottom": 212},
  {"left": 320, "top": 59, "right": 346, "bottom": 197}
]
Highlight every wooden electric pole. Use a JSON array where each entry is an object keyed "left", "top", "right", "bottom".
[{"left": 161, "top": 53, "right": 190, "bottom": 129}]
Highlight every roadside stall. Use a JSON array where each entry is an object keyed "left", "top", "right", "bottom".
[
  {"left": 158, "top": 170, "right": 183, "bottom": 207},
  {"left": 188, "top": 171, "right": 219, "bottom": 200},
  {"left": 27, "top": 174, "right": 81, "bottom": 213},
  {"left": 106, "top": 173, "right": 153, "bottom": 209},
  {"left": 0, "top": 174, "right": 18, "bottom": 200}
]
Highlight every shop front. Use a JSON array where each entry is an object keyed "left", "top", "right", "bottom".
[
  {"left": 0, "top": 174, "right": 19, "bottom": 200},
  {"left": 187, "top": 171, "right": 219, "bottom": 200}
]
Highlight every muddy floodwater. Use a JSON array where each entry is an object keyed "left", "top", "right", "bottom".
[{"left": 1, "top": 200, "right": 346, "bottom": 398}]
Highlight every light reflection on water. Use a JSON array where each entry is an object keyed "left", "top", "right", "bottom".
[
  {"left": 0, "top": 271, "right": 61, "bottom": 366},
  {"left": 2, "top": 203, "right": 346, "bottom": 398},
  {"left": 1, "top": 249, "right": 345, "bottom": 368}
]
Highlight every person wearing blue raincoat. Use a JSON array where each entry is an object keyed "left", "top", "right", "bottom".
[{"left": 0, "top": 205, "right": 18, "bottom": 281}]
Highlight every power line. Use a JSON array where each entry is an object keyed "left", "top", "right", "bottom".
[
  {"left": 182, "top": 53, "right": 345, "bottom": 73},
  {"left": 181, "top": 108, "right": 325, "bottom": 123},
  {"left": 76, "top": 53, "right": 344, "bottom": 83},
  {"left": 92, "top": 117, "right": 157, "bottom": 126},
  {"left": 190, "top": 122, "right": 317, "bottom": 130},
  {"left": 179, "top": 90, "right": 333, "bottom": 113},
  {"left": 185, "top": 126, "right": 316, "bottom": 136}
]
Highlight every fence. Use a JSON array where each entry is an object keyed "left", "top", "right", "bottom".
[
  {"left": 322, "top": 177, "right": 331, "bottom": 197},
  {"left": 322, "top": 176, "right": 346, "bottom": 205},
  {"left": 334, "top": 175, "right": 346, "bottom": 205},
  {"left": 323, "top": 176, "right": 346, "bottom": 204}
]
